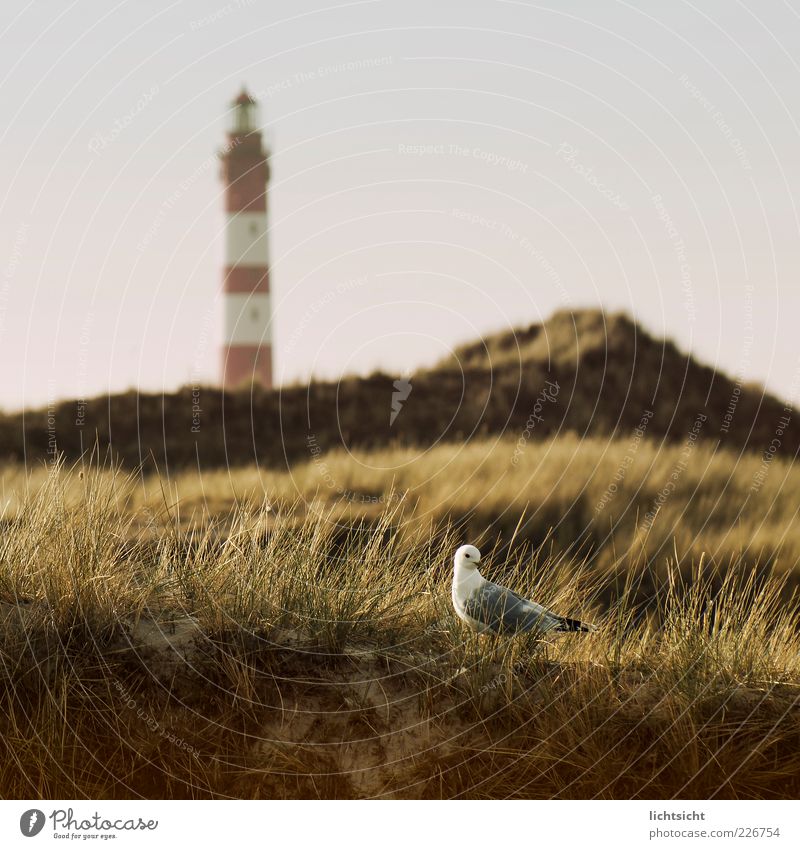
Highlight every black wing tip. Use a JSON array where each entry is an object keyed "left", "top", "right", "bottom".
[{"left": 557, "top": 616, "right": 594, "bottom": 632}]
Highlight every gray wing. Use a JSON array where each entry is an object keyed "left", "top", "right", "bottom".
[{"left": 463, "top": 581, "right": 563, "bottom": 634}]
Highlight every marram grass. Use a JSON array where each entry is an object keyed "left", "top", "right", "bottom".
[{"left": 0, "top": 459, "right": 799, "bottom": 799}]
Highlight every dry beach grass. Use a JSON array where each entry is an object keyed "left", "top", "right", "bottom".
[{"left": 1, "top": 451, "right": 800, "bottom": 798}]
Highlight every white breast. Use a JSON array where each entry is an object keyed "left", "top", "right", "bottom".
[{"left": 451, "top": 568, "right": 487, "bottom": 632}]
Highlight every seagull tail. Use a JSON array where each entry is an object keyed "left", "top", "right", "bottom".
[{"left": 555, "top": 616, "right": 595, "bottom": 632}]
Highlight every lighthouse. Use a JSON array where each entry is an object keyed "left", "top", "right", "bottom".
[{"left": 220, "top": 87, "right": 272, "bottom": 389}]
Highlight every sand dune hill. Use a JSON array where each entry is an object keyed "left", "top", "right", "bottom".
[{"left": 0, "top": 309, "right": 793, "bottom": 470}]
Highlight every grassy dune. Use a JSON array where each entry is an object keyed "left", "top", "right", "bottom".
[
  {"left": 5, "top": 433, "right": 796, "bottom": 576},
  {"left": 1, "top": 451, "right": 800, "bottom": 799},
  {"left": 3, "top": 311, "right": 796, "bottom": 473}
]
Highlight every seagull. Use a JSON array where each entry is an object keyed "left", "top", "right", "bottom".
[{"left": 451, "top": 544, "right": 595, "bottom": 635}]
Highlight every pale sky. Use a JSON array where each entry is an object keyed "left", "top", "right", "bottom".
[{"left": 2, "top": 0, "right": 800, "bottom": 410}]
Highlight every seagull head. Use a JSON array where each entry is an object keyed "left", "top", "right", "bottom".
[{"left": 454, "top": 544, "right": 482, "bottom": 572}]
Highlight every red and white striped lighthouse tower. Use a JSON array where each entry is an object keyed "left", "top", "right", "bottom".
[{"left": 220, "top": 87, "right": 272, "bottom": 389}]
